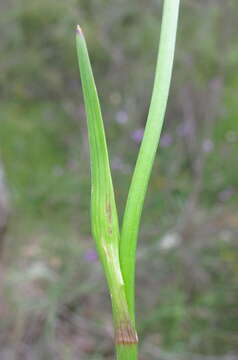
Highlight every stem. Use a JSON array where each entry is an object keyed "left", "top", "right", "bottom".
[
  {"left": 116, "top": 344, "right": 138, "bottom": 360},
  {"left": 120, "top": 0, "right": 181, "bottom": 319}
]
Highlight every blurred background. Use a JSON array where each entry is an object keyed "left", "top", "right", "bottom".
[{"left": 0, "top": 0, "right": 238, "bottom": 359}]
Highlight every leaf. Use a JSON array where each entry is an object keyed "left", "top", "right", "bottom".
[
  {"left": 76, "top": 26, "right": 137, "bottom": 347},
  {"left": 120, "top": 0, "right": 181, "bottom": 319}
]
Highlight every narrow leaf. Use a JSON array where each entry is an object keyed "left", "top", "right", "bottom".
[
  {"left": 76, "top": 26, "right": 137, "bottom": 349},
  {"left": 120, "top": 0, "right": 181, "bottom": 319}
]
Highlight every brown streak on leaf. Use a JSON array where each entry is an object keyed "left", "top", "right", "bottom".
[
  {"left": 115, "top": 321, "right": 138, "bottom": 345},
  {"left": 106, "top": 201, "right": 113, "bottom": 235},
  {"left": 106, "top": 201, "right": 112, "bottom": 223}
]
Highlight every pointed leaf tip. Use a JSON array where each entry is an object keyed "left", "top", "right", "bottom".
[{"left": 76, "top": 25, "right": 83, "bottom": 35}]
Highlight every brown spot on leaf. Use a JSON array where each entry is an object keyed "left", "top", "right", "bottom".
[{"left": 115, "top": 321, "right": 138, "bottom": 345}]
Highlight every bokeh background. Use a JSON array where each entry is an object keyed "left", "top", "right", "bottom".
[{"left": 1, "top": 0, "right": 238, "bottom": 359}]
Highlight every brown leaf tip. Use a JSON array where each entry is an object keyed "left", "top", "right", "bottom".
[
  {"left": 115, "top": 322, "right": 138, "bottom": 345},
  {"left": 76, "top": 25, "right": 83, "bottom": 35}
]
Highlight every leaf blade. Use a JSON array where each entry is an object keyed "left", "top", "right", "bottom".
[
  {"left": 76, "top": 26, "right": 138, "bottom": 348},
  {"left": 120, "top": 0, "right": 181, "bottom": 319}
]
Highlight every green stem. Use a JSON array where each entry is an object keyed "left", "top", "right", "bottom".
[
  {"left": 120, "top": 0, "right": 181, "bottom": 320},
  {"left": 116, "top": 344, "right": 138, "bottom": 360}
]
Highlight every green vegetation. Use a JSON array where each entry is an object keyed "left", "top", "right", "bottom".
[{"left": 76, "top": 1, "right": 180, "bottom": 358}]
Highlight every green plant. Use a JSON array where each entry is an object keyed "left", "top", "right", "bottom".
[{"left": 76, "top": 0, "right": 180, "bottom": 358}]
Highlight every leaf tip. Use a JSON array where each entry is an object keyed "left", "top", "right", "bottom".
[{"left": 76, "top": 24, "right": 83, "bottom": 36}]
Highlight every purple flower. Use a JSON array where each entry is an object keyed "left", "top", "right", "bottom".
[
  {"left": 160, "top": 133, "right": 173, "bottom": 148},
  {"left": 131, "top": 128, "right": 144, "bottom": 143},
  {"left": 84, "top": 249, "right": 98, "bottom": 262},
  {"left": 202, "top": 139, "right": 214, "bottom": 153}
]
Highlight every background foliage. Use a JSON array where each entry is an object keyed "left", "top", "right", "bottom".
[{"left": 0, "top": 0, "right": 238, "bottom": 359}]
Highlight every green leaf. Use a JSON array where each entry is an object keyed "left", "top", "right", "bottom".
[
  {"left": 120, "top": 0, "right": 181, "bottom": 320},
  {"left": 76, "top": 26, "right": 138, "bottom": 353}
]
